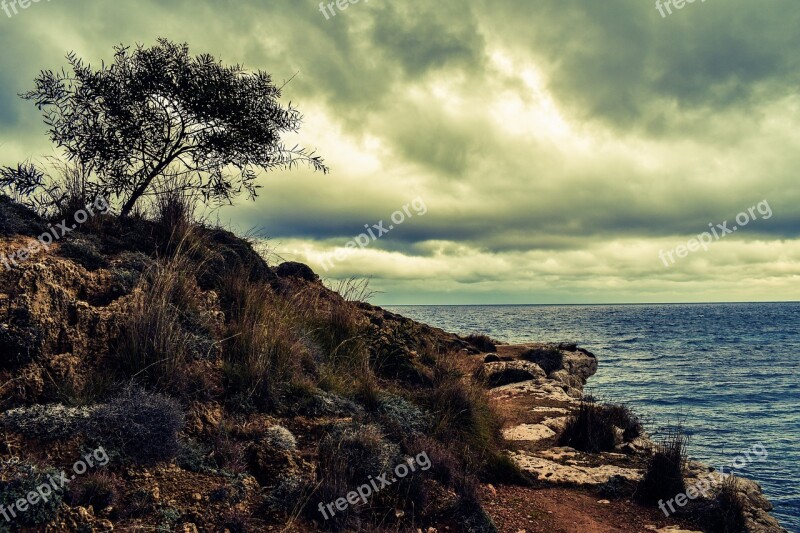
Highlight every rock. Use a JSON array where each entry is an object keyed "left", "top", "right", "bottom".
[
  {"left": 509, "top": 450, "right": 641, "bottom": 487},
  {"left": 479, "top": 361, "right": 546, "bottom": 388},
  {"left": 502, "top": 424, "right": 556, "bottom": 443},
  {"left": 484, "top": 353, "right": 501, "bottom": 363},
  {"left": 274, "top": 261, "right": 318, "bottom": 282}
]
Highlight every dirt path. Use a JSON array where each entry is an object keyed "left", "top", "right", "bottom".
[{"left": 481, "top": 484, "right": 696, "bottom": 533}]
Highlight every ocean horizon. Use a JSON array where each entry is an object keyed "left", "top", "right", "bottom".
[{"left": 386, "top": 302, "right": 800, "bottom": 530}]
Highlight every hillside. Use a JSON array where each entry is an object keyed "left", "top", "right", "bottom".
[{"left": 0, "top": 197, "right": 785, "bottom": 532}]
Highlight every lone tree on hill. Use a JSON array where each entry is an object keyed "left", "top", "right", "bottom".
[{"left": 3, "top": 38, "right": 326, "bottom": 216}]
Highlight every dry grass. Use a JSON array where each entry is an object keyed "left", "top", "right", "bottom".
[
  {"left": 113, "top": 239, "right": 207, "bottom": 388},
  {"left": 636, "top": 428, "right": 688, "bottom": 505},
  {"left": 426, "top": 353, "right": 502, "bottom": 470},
  {"left": 221, "top": 274, "right": 304, "bottom": 410}
]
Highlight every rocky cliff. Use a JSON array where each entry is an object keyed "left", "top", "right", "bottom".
[{"left": 0, "top": 197, "right": 785, "bottom": 532}]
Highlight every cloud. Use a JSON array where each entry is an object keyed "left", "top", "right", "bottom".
[{"left": 0, "top": 0, "right": 798, "bottom": 303}]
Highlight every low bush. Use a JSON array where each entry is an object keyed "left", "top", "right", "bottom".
[
  {"left": 520, "top": 346, "right": 564, "bottom": 374},
  {"left": 601, "top": 403, "right": 643, "bottom": 441},
  {"left": 67, "top": 471, "right": 124, "bottom": 511},
  {"left": 264, "top": 425, "right": 297, "bottom": 452},
  {"left": 465, "top": 333, "right": 497, "bottom": 353},
  {"left": 636, "top": 429, "right": 688, "bottom": 505},
  {"left": 377, "top": 394, "right": 431, "bottom": 436},
  {"left": 58, "top": 236, "right": 108, "bottom": 270},
  {"left": 0, "top": 459, "right": 64, "bottom": 528},
  {"left": 558, "top": 400, "right": 644, "bottom": 452},
  {"left": 482, "top": 451, "right": 533, "bottom": 486},
  {"left": 87, "top": 385, "right": 185, "bottom": 465},
  {"left": 702, "top": 476, "right": 748, "bottom": 533},
  {"left": 558, "top": 400, "right": 618, "bottom": 453},
  {"left": 221, "top": 276, "right": 303, "bottom": 411},
  {"left": 2, "top": 403, "right": 95, "bottom": 441},
  {"left": 113, "top": 251, "right": 210, "bottom": 388},
  {"left": 312, "top": 423, "right": 401, "bottom": 529},
  {"left": 454, "top": 480, "right": 498, "bottom": 533},
  {"left": 426, "top": 355, "right": 502, "bottom": 470}
]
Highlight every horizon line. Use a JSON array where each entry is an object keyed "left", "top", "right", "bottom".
[{"left": 379, "top": 300, "right": 800, "bottom": 306}]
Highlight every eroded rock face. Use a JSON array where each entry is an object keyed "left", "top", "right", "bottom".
[{"left": 479, "top": 360, "right": 546, "bottom": 388}]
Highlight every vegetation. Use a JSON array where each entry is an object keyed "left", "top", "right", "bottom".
[
  {"left": 0, "top": 461, "right": 64, "bottom": 528},
  {"left": 2, "top": 39, "right": 326, "bottom": 217},
  {"left": 636, "top": 429, "right": 688, "bottom": 505},
  {"left": 87, "top": 386, "right": 185, "bottom": 465},
  {"left": 704, "top": 476, "right": 748, "bottom": 533},
  {"left": 558, "top": 399, "right": 643, "bottom": 453},
  {"left": 520, "top": 345, "right": 564, "bottom": 374},
  {"left": 465, "top": 333, "right": 497, "bottom": 353}
]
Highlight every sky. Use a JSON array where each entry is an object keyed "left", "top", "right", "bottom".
[{"left": 1, "top": 0, "right": 799, "bottom": 304}]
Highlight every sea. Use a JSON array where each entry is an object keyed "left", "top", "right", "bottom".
[{"left": 385, "top": 302, "right": 799, "bottom": 531}]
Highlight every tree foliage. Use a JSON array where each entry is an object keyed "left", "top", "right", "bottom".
[{"left": 14, "top": 38, "right": 326, "bottom": 216}]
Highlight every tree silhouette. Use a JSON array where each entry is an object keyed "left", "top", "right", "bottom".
[{"left": 16, "top": 38, "right": 326, "bottom": 216}]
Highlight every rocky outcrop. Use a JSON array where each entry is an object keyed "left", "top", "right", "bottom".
[{"left": 473, "top": 341, "right": 786, "bottom": 533}]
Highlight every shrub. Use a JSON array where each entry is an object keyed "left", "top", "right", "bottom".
[
  {"left": 58, "top": 236, "right": 108, "bottom": 270},
  {"left": 177, "top": 438, "right": 213, "bottom": 473},
  {"left": 152, "top": 182, "right": 199, "bottom": 254},
  {"left": 312, "top": 423, "right": 401, "bottom": 529},
  {"left": 636, "top": 429, "right": 688, "bottom": 505},
  {"left": 558, "top": 400, "right": 643, "bottom": 452},
  {"left": 558, "top": 400, "right": 618, "bottom": 453},
  {"left": 88, "top": 385, "right": 184, "bottom": 465},
  {"left": 454, "top": 480, "right": 498, "bottom": 533},
  {"left": 520, "top": 346, "right": 564, "bottom": 374},
  {"left": 67, "top": 471, "right": 123, "bottom": 511},
  {"left": 264, "top": 425, "right": 297, "bottom": 452},
  {"left": 377, "top": 394, "right": 431, "bottom": 436},
  {"left": 482, "top": 451, "right": 533, "bottom": 486},
  {"left": 2, "top": 403, "right": 95, "bottom": 441},
  {"left": 703, "top": 476, "right": 747, "bottom": 533},
  {"left": 601, "top": 403, "right": 643, "bottom": 441},
  {"left": 465, "top": 333, "right": 497, "bottom": 353},
  {"left": 0, "top": 459, "right": 64, "bottom": 528}
]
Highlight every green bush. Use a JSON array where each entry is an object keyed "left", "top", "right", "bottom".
[{"left": 0, "top": 460, "right": 64, "bottom": 529}]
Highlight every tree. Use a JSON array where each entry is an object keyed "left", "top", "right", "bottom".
[{"left": 17, "top": 38, "right": 327, "bottom": 216}]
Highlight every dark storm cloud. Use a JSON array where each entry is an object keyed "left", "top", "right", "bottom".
[
  {"left": 1, "top": 0, "right": 799, "bottom": 302},
  {"left": 479, "top": 0, "right": 800, "bottom": 131}
]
